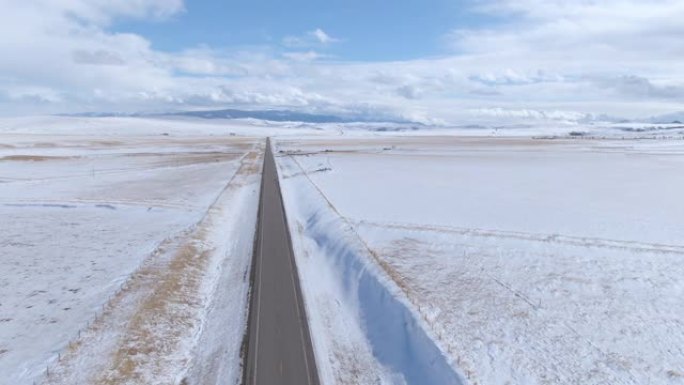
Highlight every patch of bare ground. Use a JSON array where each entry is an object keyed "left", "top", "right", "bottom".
[
  {"left": 135, "top": 137, "right": 257, "bottom": 152},
  {"left": 88, "top": 140, "right": 125, "bottom": 147},
  {"left": 238, "top": 150, "right": 262, "bottom": 175},
  {"left": 30, "top": 142, "right": 59, "bottom": 148},
  {"left": 96, "top": 241, "right": 210, "bottom": 384},
  {"left": 115, "top": 151, "right": 244, "bottom": 169},
  {"left": 278, "top": 136, "right": 588, "bottom": 156},
  {"left": 1, "top": 155, "right": 76, "bottom": 161},
  {"left": 155, "top": 152, "right": 242, "bottom": 168},
  {"left": 42, "top": 145, "right": 263, "bottom": 385}
]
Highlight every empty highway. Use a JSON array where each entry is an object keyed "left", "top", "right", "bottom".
[{"left": 243, "top": 138, "right": 320, "bottom": 385}]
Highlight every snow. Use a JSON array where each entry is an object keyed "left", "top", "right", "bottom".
[
  {"left": 276, "top": 143, "right": 464, "bottom": 385},
  {"left": 276, "top": 153, "right": 392, "bottom": 384},
  {"left": 1, "top": 204, "right": 194, "bottom": 381},
  {"left": 0, "top": 118, "right": 264, "bottom": 385},
  {"left": 278, "top": 137, "right": 684, "bottom": 246},
  {"left": 3, "top": 114, "right": 684, "bottom": 385},
  {"left": 274, "top": 136, "right": 684, "bottom": 385},
  {"left": 0, "top": 115, "right": 326, "bottom": 137}
]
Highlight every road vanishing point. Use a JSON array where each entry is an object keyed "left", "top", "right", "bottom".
[{"left": 244, "top": 138, "right": 320, "bottom": 385}]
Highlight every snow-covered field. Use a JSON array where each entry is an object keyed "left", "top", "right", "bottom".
[
  {"left": 0, "top": 118, "right": 267, "bottom": 385},
  {"left": 275, "top": 136, "right": 684, "bottom": 385},
  {"left": 3, "top": 115, "right": 684, "bottom": 385}
]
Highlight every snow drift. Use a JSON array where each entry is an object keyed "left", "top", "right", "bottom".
[{"left": 276, "top": 150, "right": 464, "bottom": 385}]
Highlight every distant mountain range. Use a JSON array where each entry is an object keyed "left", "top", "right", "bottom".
[
  {"left": 63, "top": 108, "right": 684, "bottom": 126},
  {"left": 65, "top": 108, "right": 405, "bottom": 124},
  {"left": 166, "top": 108, "right": 364, "bottom": 123}
]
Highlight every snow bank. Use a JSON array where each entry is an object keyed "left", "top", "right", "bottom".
[
  {"left": 181, "top": 152, "right": 262, "bottom": 384},
  {"left": 276, "top": 149, "right": 464, "bottom": 385}
]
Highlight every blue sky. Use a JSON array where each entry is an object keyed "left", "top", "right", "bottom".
[
  {"left": 116, "top": 0, "right": 496, "bottom": 61},
  {"left": 114, "top": 0, "right": 495, "bottom": 61},
  {"left": 0, "top": 0, "right": 682, "bottom": 122}
]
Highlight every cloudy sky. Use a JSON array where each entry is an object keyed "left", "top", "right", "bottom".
[{"left": 1, "top": 0, "right": 682, "bottom": 123}]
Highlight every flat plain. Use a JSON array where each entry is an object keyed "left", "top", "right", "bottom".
[{"left": 275, "top": 136, "right": 684, "bottom": 385}]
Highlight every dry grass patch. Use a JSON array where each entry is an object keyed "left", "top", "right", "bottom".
[
  {"left": 42, "top": 145, "right": 263, "bottom": 385},
  {"left": 97, "top": 242, "right": 211, "bottom": 384},
  {"left": 1, "top": 155, "right": 76, "bottom": 162}
]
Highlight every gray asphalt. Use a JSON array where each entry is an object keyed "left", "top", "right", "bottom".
[{"left": 243, "top": 138, "right": 320, "bottom": 385}]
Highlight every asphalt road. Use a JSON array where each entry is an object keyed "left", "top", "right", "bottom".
[{"left": 244, "top": 138, "right": 320, "bottom": 385}]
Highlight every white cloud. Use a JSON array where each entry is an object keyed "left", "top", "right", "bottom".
[
  {"left": 283, "top": 28, "right": 339, "bottom": 48},
  {"left": 433, "top": 0, "right": 684, "bottom": 119},
  {"left": 41, "top": 0, "right": 185, "bottom": 25},
  {"left": 450, "top": 0, "right": 684, "bottom": 74},
  {"left": 593, "top": 75, "right": 684, "bottom": 100},
  {"left": 310, "top": 28, "right": 337, "bottom": 45},
  {"left": 72, "top": 50, "right": 127, "bottom": 66},
  {"left": 470, "top": 107, "right": 589, "bottom": 122},
  {"left": 0, "top": 0, "right": 683, "bottom": 124}
]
